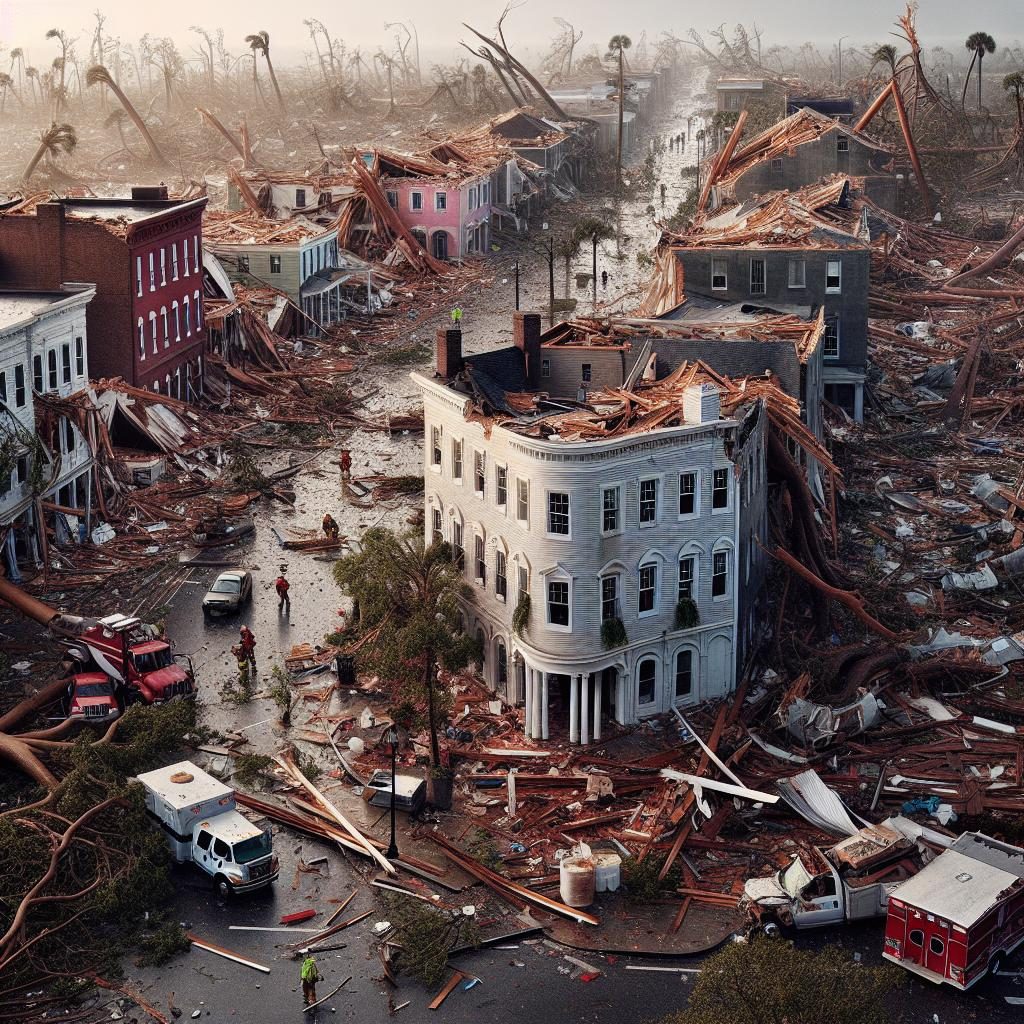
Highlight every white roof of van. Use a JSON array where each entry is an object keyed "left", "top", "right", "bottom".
[{"left": 136, "top": 760, "right": 233, "bottom": 810}]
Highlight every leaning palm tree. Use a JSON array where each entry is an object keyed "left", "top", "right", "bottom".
[
  {"left": 86, "top": 64, "right": 167, "bottom": 165},
  {"left": 607, "top": 35, "right": 632, "bottom": 190},
  {"left": 962, "top": 32, "right": 996, "bottom": 109},
  {"left": 244, "top": 31, "right": 284, "bottom": 112},
  {"left": 104, "top": 108, "right": 141, "bottom": 160},
  {"left": 0, "top": 73, "right": 22, "bottom": 112},
  {"left": 1004, "top": 71, "right": 1024, "bottom": 132},
  {"left": 22, "top": 122, "right": 76, "bottom": 182}
]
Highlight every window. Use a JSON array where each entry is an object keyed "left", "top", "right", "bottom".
[
  {"left": 675, "top": 650, "right": 693, "bottom": 698},
  {"left": 136, "top": 255, "right": 143, "bottom": 296},
  {"left": 474, "top": 451, "right": 486, "bottom": 495},
  {"left": 47, "top": 349, "right": 58, "bottom": 391},
  {"left": 678, "top": 472, "right": 697, "bottom": 515},
  {"left": 192, "top": 234, "right": 199, "bottom": 273},
  {"left": 518, "top": 564, "right": 529, "bottom": 603},
  {"left": 711, "top": 258, "right": 728, "bottom": 290},
  {"left": 601, "top": 575, "right": 619, "bottom": 622},
  {"left": 13, "top": 365, "right": 25, "bottom": 408},
  {"left": 823, "top": 316, "right": 840, "bottom": 358},
  {"left": 678, "top": 556, "right": 695, "bottom": 601},
  {"left": 602, "top": 485, "right": 620, "bottom": 533},
  {"left": 468, "top": 187, "right": 477, "bottom": 210},
  {"left": 495, "top": 465, "right": 508, "bottom": 506},
  {"left": 908, "top": 930, "right": 923, "bottom": 948},
  {"left": 148, "top": 252, "right": 155, "bottom": 290},
  {"left": 183, "top": 297, "right": 192, "bottom": 337},
  {"left": 547, "top": 492, "right": 570, "bottom": 535},
  {"left": 386, "top": 190, "right": 398, "bottom": 209},
  {"left": 516, "top": 479, "right": 529, "bottom": 523},
  {"left": 582, "top": 363, "right": 592, "bottom": 382},
  {"left": 75, "top": 337, "right": 84, "bottom": 377},
  {"left": 836, "top": 136, "right": 849, "bottom": 153},
  {"left": 238, "top": 254, "right": 250, "bottom": 273},
  {"left": 269, "top": 255, "right": 282, "bottom": 274},
  {"left": 749, "top": 258, "right": 766, "bottom": 295},
  {"left": 474, "top": 534, "right": 486, "bottom": 584},
  {"left": 196, "top": 830, "right": 213, "bottom": 852},
  {"left": 431, "top": 507, "right": 443, "bottom": 545},
  {"left": 60, "top": 343, "right": 71, "bottom": 384},
  {"left": 638, "top": 659, "right": 656, "bottom": 704},
  {"left": 430, "top": 426, "right": 442, "bottom": 467},
  {"left": 161, "top": 307, "right": 169, "bottom": 348},
  {"left": 825, "top": 259, "right": 842, "bottom": 293},
  {"left": 159, "top": 247, "right": 167, "bottom": 286},
  {"left": 172, "top": 302, "right": 180, "bottom": 341},
  {"left": 32, "top": 355, "right": 43, "bottom": 393},
  {"left": 547, "top": 580, "right": 570, "bottom": 627},
  {"left": 639, "top": 478, "right": 658, "bottom": 525},
  {"left": 138, "top": 318, "right": 146, "bottom": 360},
  {"left": 541, "top": 358, "right": 550, "bottom": 378},
  {"left": 496, "top": 640, "right": 507, "bottom": 686},
  {"left": 712, "top": 549, "right": 729, "bottom": 598},
  {"left": 787, "top": 258, "right": 806, "bottom": 288},
  {"left": 435, "top": 191, "right": 447, "bottom": 211},
  {"left": 0, "top": 371, "right": 5, "bottom": 403},
  {"left": 929, "top": 936, "right": 944, "bottom": 956},
  {"left": 712, "top": 468, "right": 729, "bottom": 510},
  {"left": 295, "top": 188, "right": 307, "bottom": 207},
  {"left": 770, "top": 157, "right": 784, "bottom": 173},
  {"left": 639, "top": 563, "right": 658, "bottom": 614},
  {"left": 482, "top": 182, "right": 489, "bottom": 204},
  {"left": 172, "top": 243, "right": 179, "bottom": 280},
  {"left": 495, "top": 550, "right": 507, "bottom": 599},
  {"left": 63, "top": 418, "right": 74, "bottom": 452},
  {"left": 451, "top": 439, "right": 463, "bottom": 480},
  {"left": 195, "top": 290, "right": 203, "bottom": 330},
  {"left": 16, "top": 456, "right": 27, "bottom": 482},
  {"left": 411, "top": 191, "right": 423, "bottom": 212},
  {"left": 213, "top": 837, "right": 231, "bottom": 860},
  {"left": 452, "top": 521, "right": 464, "bottom": 569}
]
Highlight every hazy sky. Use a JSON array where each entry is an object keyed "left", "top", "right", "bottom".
[{"left": 2, "top": 0, "right": 1020, "bottom": 64}]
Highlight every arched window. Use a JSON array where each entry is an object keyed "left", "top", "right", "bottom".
[
  {"left": 476, "top": 627, "right": 486, "bottom": 669},
  {"left": 164, "top": 373, "right": 171, "bottom": 394},
  {"left": 638, "top": 658, "right": 657, "bottom": 705},
  {"left": 674, "top": 649, "right": 695, "bottom": 699},
  {"left": 496, "top": 639, "right": 508, "bottom": 687},
  {"left": 149, "top": 311, "right": 158, "bottom": 354},
  {"left": 161, "top": 306, "right": 169, "bottom": 347},
  {"left": 194, "top": 290, "right": 202, "bottom": 329},
  {"left": 183, "top": 296, "right": 192, "bottom": 336},
  {"left": 172, "top": 301, "right": 181, "bottom": 341},
  {"left": 138, "top": 317, "right": 146, "bottom": 361},
  {"left": 47, "top": 349, "right": 57, "bottom": 390}
]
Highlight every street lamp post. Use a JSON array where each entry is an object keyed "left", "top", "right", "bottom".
[
  {"left": 837, "top": 36, "right": 849, "bottom": 86},
  {"left": 384, "top": 725, "right": 399, "bottom": 859}
]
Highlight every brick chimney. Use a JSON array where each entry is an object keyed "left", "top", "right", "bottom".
[
  {"left": 435, "top": 327, "right": 463, "bottom": 379},
  {"left": 513, "top": 311, "right": 543, "bottom": 389},
  {"left": 35, "top": 203, "right": 66, "bottom": 290}
]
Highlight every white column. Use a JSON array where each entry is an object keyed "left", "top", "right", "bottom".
[
  {"left": 524, "top": 664, "right": 533, "bottom": 738},
  {"left": 854, "top": 382, "right": 864, "bottom": 423},
  {"left": 541, "top": 674, "right": 549, "bottom": 740},
  {"left": 615, "top": 672, "right": 628, "bottom": 726},
  {"left": 531, "top": 672, "right": 543, "bottom": 739},
  {"left": 592, "top": 673, "right": 602, "bottom": 742},
  {"left": 580, "top": 673, "right": 590, "bottom": 745},
  {"left": 569, "top": 674, "right": 580, "bottom": 744}
]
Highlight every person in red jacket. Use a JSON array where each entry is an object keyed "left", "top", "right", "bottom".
[
  {"left": 239, "top": 625, "right": 256, "bottom": 671},
  {"left": 275, "top": 572, "right": 291, "bottom": 613}
]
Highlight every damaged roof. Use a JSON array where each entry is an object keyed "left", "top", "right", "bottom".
[{"left": 203, "top": 210, "right": 336, "bottom": 246}]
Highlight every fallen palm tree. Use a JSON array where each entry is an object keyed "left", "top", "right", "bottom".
[
  {"left": 86, "top": 64, "right": 167, "bottom": 166},
  {"left": 21, "top": 122, "right": 77, "bottom": 183}
]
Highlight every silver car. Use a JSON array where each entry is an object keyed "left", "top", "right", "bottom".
[{"left": 202, "top": 570, "right": 253, "bottom": 618}]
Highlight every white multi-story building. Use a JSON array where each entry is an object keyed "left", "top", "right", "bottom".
[
  {"left": 1, "top": 285, "right": 96, "bottom": 580},
  {"left": 413, "top": 314, "right": 770, "bottom": 744}
]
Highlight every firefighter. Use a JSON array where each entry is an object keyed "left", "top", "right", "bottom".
[
  {"left": 322, "top": 513, "right": 340, "bottom": 541},
  {"left": 231, "top": 643, "right": 250, "bottom": 688},
  {"left": 275, "top": 570, "right": 291, "bottom": 613},
  {"left": 239, "top": 625, "right": 256, "bottom": 671},
  {"left": 339, "top": 450, "right": 352, "bottom": 481},
  {"left": 300, "top": 954, "right": 320, "bottom": 1006}
]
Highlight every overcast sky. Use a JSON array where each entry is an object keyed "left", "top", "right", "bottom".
[{"left": 2, "top": 0, "right": 1020, "bottom": 64}]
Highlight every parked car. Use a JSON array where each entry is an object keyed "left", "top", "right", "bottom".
[
  {"left": 65, "top": 672, "right": 121, "bottom": 723},
  {"left": 202, "top": 570, "right": 253, "bottom": 618}
]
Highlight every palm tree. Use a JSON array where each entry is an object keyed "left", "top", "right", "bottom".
[
  {"left": 607, "top": 35, "right": 632, "bottom": 190},
  {"left": 45, "top": 28, "right": 71, "bottom": 116},
  {"left": 0, "top": 73, "right": 22, "bottom": 112},
  {"left": 1004, "top": 71, "right": 1024, "bottom": 131},
  {"left": 962, "top": 32, "right": 996, "bottom": 110},
  {"left": 870, "top": 44, "right": 898, "bottom": 77},
  {"left": 104, "top": 108, "right": 141, "bottom": 160},
  {"left": 85, "top": 65, "right": 167, "bottom": 165},
  {"left": 244, "top": 31, "right": 284, "bottom": 112},
  {"left": 22, "top": 122, "right": 76, "bottom": 182},
  {"left": 573, "top": 216, "right": 617, "bottom": 304},
  {"left": 9, "top": 48, "right": 25, "bottom": 93},
  {"left": 24, "top": 66, "right": 40, "bottom": 107}
]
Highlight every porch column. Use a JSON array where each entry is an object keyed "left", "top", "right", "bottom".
[
  {"left": 569, "top": 674, "right": 580, "bottom": 744},
  {"left": 580, "top": 673, "right": 590, "bottom": 746},
  {"left": 541, "top": 674, "right": 549, "bottom": 740},
  {"left": 592, "top": 673, "right": 602, "bottom": 743},
  {"left": 615, "top": 672, "right": 627, "bottom": 726},
  {"left": 531, "top": 671, "right": 543, "bottom": 740},
  {"left": 854, "top": 382, "right": 864, "bottom": 423},
  {"left": 524, "top": 664, "right": 533, "bottom": 738}
]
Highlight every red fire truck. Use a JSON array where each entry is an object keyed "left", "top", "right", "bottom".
[{"left": 883, "top": 832, "right": 1024, "bottom": 990}]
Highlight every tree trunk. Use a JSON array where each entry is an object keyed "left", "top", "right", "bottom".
[
  {"left": 592, "top": 237, "right": 598, "bottom": 303},
  {"left": 616, "top": 51, "right": 624, "bottom": 190},
  {"left": 265, "top": 53, "right": 285, "bottom": 112},
  {"left": 102, "top": 73, "right": 168, "bottom": 165},
  {"left": 961, "top": 51, "right": 977, "bottom": 110},
  {"left": 977, "top": 53, "right": 983, "bottom": 109},
  {"left": 21, "top": 139, "right": 50, "bottom": 182}
]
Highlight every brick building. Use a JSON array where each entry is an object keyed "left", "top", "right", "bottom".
[{"left": 0, "top": 187, "right": 208, "bottom": 400}]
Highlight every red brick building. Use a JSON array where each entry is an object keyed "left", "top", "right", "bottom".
[{"left": 0, "top": 187, "right": 208, "bottom": 400}]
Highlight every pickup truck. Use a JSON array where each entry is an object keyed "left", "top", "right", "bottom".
[
  {"left": 136, "top": 760, "right": 278, "bottom": 898},
  {"left": 742, "top": 822, "right": 925, "bottom": 936}
]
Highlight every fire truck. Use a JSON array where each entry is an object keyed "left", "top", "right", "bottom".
[{"left": 883, "top": 832, "right": 1024, "bottom": 989}]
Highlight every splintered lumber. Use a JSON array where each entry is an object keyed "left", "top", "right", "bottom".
[
  {"left": 429, "top": 832, "right": 600, "bottom": 926},
  {"left": 325, "top": 890, "right": 357, "bottom": 927},
  {"left": 304, "top": 976, "right": 352, "bottom": 1011},
  {"left": 273, "top": 754, "right": 395, "bottom": 875},
  {"left": 187, "top": 934, "right": 271, "bottom": 973},
  {"left": 292, "top": 910, "right": 373, "bottom": 949},
  {"left": 429, "top": 971, "right": 465, "bottom": 1010},
  {"left": 669, "top": 897, "right": 692, "bottom": 935}
]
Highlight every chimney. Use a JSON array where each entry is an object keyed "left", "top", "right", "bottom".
[
  {"left": 35, "top": 203, "right": 66, "bottom": 290},
  {"left": 683, "top": 382, "right": 721, "bottom": 425},
  {"left": 131, "top": 185, "right": 169, "bottom": 201},
  {"left": 435, "top": 327, "right": 463, "bottom": 379},
  {"left": 513, "top": 311, "right": 543, "bottom": 388}
]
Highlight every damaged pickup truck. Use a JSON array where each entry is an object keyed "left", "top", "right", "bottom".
[{"left": 742, "top": 822, "right": 933, "bottom": 936}]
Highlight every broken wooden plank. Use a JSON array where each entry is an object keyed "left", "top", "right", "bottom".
[
  {"left": 429, "top": 971, "right": 465, "bottom": 1010},
  {"left": 188, "top": 934, "right": 271, "bottom": 973},
  {"left": 324, "top": 890, "right": 357, "bottom": 927}
]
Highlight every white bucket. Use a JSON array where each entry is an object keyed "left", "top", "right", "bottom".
[
  {"left": 559, "top": 856, "right": 596, "bottom": 908},
  {"left": 593, "top": 852, "right": 622, "bottom": 893}
]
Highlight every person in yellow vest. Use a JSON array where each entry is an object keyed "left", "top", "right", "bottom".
[{"left": 301, "top": 954, "right": 320, "bottom": 1006}]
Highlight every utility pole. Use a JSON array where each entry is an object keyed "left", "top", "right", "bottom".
[
  {"left": 513, "top": 260, "right": 520, "bottom": 310},
  {"left": 616, "top": 48, "right": 625, "bottom": 190},
  {"left": 837, "top": 36, "right": 849, "bottom": 86},
  {"left": 547, "top": 237, "right": 555, "bottom": 327}
]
